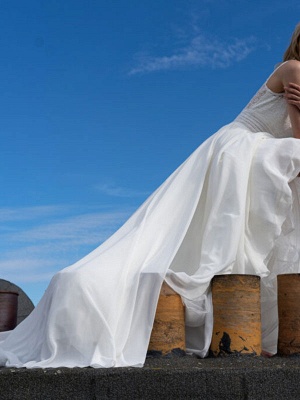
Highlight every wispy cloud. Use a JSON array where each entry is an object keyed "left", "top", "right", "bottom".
[
  {"left": 129, "top": 34, "right": 256, "bottom": 75},
  {"left": 0, "top": 205, "right": 133, "bottom": 295},
  {"left": 0, "top": 205, "right": 68, "bottom": 222},
  {"left": 0, "top": 258, "right": 57, "bottom": 272},
  {"left": 95, "top": 183, "right": 149, "bottom": 198},
  {"left": 5, "top": 211, "right": 131, "bottom": 245}
]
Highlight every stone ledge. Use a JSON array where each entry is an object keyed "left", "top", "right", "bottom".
[{"left": 1, "top": 356, "right": 300, "bottom": 399}]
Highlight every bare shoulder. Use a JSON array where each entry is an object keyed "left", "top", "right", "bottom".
[
  {"left": 267, "top": 61, "right": 300, "bottom": 92},
  {"left": 280, "top": 60, "right": 300, "bottom": 83},
  {"left": 283, "top": 60, "right": 300, "bottom": 69},
  {"left": 267, "top": 62, "right": 294, "bottom": 92}
]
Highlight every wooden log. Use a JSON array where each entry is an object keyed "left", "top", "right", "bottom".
[
  {"left": 0, "top": 291, "right": 19, "bottom": 332},
  {"left": 148, "top": 282, "right": 185, "bottom": 355},
  {"left": 210, "top": 274, "right": 261, "bottom": 357},
  {"left": 278, "top": 273, "right": 300, "bottom": 355}
]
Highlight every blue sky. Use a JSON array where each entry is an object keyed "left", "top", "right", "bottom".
[{"left": 0, "top": 0, "right": 299, "bottom": 305}]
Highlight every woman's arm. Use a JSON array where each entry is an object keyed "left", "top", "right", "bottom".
[
  {"left": 282, "top": 61, "right": 300, "bottom": 138},
  {"left": 284, "top": 82, "right": 300, "bottom": 109},
  {"left": 287, "top": 103, "right": 300, "bottom": 139}
]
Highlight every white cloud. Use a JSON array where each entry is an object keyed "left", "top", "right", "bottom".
[
  {"left": 95, "top": 183, "right": 149, "bottom": 198},
  {"left": 129, "top": 34, "right": 256, "bottom": 75},
  {"left": 0, "top": 258, "right": 56, "bottom": 272},
  {"left": 0, "top": 205, "right": 68, "bottom": 222},
  {"left": 0, "top": 205, "right": 133, "bottom": 288},
  {"left": 5, "top": 211, "right": 130, "bottom": 244},
  {"left": 1, "top": 268, "right": 55, "bottom": 283}
]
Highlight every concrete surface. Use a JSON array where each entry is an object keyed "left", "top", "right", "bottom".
[{"left": 1, "top": 355, "right": 300, "bottom": 399}]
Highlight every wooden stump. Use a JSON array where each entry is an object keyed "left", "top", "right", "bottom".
[
  {"left": 210, "top": 274, "right": 261, "bottom": 357},
  {"left": 278, "top": 273, "right": 300, "bottom": 355},
  {"left": 148, "top": 282, "right": 185, "bottom": 355},
  {"left": 0, "top": 291, "right": 19, "bottom": 332}
]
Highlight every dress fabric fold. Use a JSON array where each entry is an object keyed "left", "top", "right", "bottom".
[{"left": 1, "top": 68, "right": 300, "bottom": 367}]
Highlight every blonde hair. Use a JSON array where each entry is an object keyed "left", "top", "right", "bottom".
[{"left": 283, "top": 23, "right": 300, "bottom": 61}]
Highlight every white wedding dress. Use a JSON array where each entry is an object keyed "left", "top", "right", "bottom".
[{"left": 1, "top": 62, "right": 300, "bottom": 368}]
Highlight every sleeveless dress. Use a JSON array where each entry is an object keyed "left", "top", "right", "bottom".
[{"left": 1, "top": 63, "right": 300, "bottom": 368}]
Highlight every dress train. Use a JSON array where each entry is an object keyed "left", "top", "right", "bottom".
[{"left": 1, "top": 64, "right": 300, "bottom": 367}]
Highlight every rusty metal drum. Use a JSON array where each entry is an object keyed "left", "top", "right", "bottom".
[
  {"left": 277, "top": 273, "right": 300, "bottom": 356},
  {"left": 148, "top": 282, "right": 185, "bottom": 355},
  {"left": 0, "top": 291, "right": 19, "bottom": 332},
  {"left": 210, "top": 274, "right": 261, "bottom": 357},
  {"left": 0, "top": 279, "right": 34, "bottom": 325}
]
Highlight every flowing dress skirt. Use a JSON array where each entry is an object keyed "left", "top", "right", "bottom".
[{"left": 1, "top": 121, "right": 300, "bottom": 367}]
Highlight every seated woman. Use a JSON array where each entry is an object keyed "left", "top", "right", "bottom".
[{"left": 1, "top": 24, "right": 300, "bottom": 368}]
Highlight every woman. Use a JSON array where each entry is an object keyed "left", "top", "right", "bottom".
[{"left": 1, "top": 24, "right": 300, "bottom": 368}]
